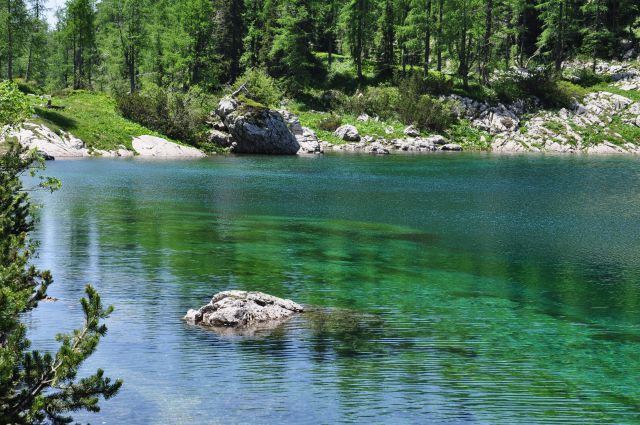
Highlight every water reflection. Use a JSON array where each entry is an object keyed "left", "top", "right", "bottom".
[{"left": 25, "top": 155, "right": 640, "bottom": 424}]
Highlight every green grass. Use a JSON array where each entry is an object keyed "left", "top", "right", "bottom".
[
  {"left": 28, "top": 90, "right": 168, "bottom": 151},
  {"left": 588, "top": 83, "right": 640, "bottom": 102},
  {"left": 293, "top": 109, "right": 407, "bottom": 144},
  {"left": 578, "top": 116, "right": 640, "bottom": 146},
  {"left": 446, "top": 120, "right": 492, "bottom": 150},
  {"left": 543, "top": 121, "right": 565, "bottom": 132}
]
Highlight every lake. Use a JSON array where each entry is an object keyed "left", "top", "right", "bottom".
[{"left": 27, "top": 153, "right": 640, "bottom": 424}]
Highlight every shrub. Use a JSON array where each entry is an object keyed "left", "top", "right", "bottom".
[
  {"left": 318, "top": 114, "right": 343, "bottom": 131},
  {"left": 232, "top": 68, "right": 282, "bottom": 108},
  {"left": 423, "top": 71, "right": 454, "bottom": 95},
  {"left": 13, "top": 78, "right": 43, "bottom": 96},
  {"left": 397, "top": 94, "right": 457, "bottom": 132},
  {"left": 570, "top": 68, "right": 611, "bottom": 88},
  {"left": 0, "top": 81, "right": 31, "bottom": 126},
  {"left": 338, "top": 86, "right": 400, "bottom": 120},
  {"left": 492, "top": 68, "right": 586, "bottom": 108},
  {"left": 553, "top": 81, "right": 588, "bottom": 108},
  {"left": 116, "top": 85, "right": 213, "bottom": 145}
]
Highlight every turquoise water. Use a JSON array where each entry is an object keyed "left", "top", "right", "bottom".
[{"left": 27, "top": 153, "right": 640, "bottom": 424}]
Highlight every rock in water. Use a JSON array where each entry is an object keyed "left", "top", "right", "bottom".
[
  {"left": 215, "top": 97, "right": 300, "bottom": 155},
  {"left": 184, "top": 291, "right": 304, "bottom": 328}
]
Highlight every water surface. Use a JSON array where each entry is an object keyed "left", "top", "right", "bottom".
[{"left": 28, "top": 153, "right": 640, "bottom": 424}]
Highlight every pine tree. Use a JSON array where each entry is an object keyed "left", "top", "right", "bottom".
[
  {"left": 2, "top": 0, "right": 29, "bottom": 80},
  {"left": 269, "top": 0, "right": 322, "bottom": 92},
  {"left": 0, "top": 81, "right": 122, "bottom": 424}
]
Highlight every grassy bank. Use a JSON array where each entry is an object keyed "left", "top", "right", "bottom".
[{"left": 28, "top": 91, "right": 167, "bottom": 151}]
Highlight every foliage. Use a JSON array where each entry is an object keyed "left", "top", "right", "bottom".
[
  {"left": 397, "top": 94, "right": 458, "bottom": 132},
  {"left": 552, "top": 80, "right": 588, "bottom": 107},
  {"left": 0, "top": 81, "right": 31, "bottom": 127},
  {"left": 232, "top": 68, "right": 283, "bottom": 108},
  {"left": 116, "top": 85, "right": 214, "bottom": 146},
  {"left": 0, "top": 94, "right": 121, "bottom": 423},
  {"left": 317, "top": 114, "right": 343, "bottom": 131},
  {"left": 447, "top": 119, "right": 492, "bottom": 150},
  {"left": 568, "top": 68, "right": 612, "bottom": 88},
  {"left": 29, "top": 90, "right": 166, "bottom": 151}
]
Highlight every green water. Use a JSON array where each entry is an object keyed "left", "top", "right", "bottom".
[{"left": 28, "top": 153, "right": 640, "bottom": 424}]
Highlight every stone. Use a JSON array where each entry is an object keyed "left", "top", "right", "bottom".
[
  {"left": 280, "top": 110, "right": 304, "bottom": 136},
  {"left": 365, "top": 142, "right": 390, "bottom": 155},
  {"left": 184, "top": 291, "right": 304, "bottom": 329},
  {"left": 403, "top": 125, "right": 420, "bottom": 137},
  {"left": 209, "top": 129, "right": 233, "bottom": 147},
  {"left": 215, "top": 97, "right": 300, "bottom": 155},
  {"left": 334, "top": 124, "right": 360, "bottom": 142},
  {"left": 132, "top": 135, "right": 205, "bottom": 157},
  {"left": 10, "top": 122, "right": 91, "bottom": 158},
  {"left": 297, "top": 127, "right": 323, "bottom": 154},
  {"left": 440, "top": 143, "right": 462, "bottom": 151},
  {"left": 357, "top": 113, "right": 370, "bottom": 122}
]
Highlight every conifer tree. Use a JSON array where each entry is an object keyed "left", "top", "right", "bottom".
[{"left": 0, "top": 81, "right": 122, "bottom": 425}]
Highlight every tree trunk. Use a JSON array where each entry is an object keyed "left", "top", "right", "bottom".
[
  {"left": 481, "top": 0, "right": 493, "bottom": 85},
  {"left": 7, "top": 0, "right": 13, "bottom": 80},
  {"left": 554, "top": 0, "right": 564, "bottom": 72},
  {"left": 437, "top": 0, "right": 443, "bottom": 71},
  {"left": 129, "top": 47, "right": 136, "bottom": 93},
  {"left": 424, "top": 0, "right": 432, "bottom": 77}
]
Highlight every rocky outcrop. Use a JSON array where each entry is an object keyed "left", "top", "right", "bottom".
[
  {"left": 4, "top": 122, "right": 204, "bottom": 159},
  {"left": 280, "top": 110, "right": 323, "bottom": 154},
  {"left": 491, "top": 91, "right": 640, "bottom": 154},
  {"left": 403, "top": 125, "right": 420, "bottom": 137},
  {"left": 448, "top": 94, "right": 525, "bottom": 135},
  {"left": 10, "top": 122, "right": 92, "bottom": 158},
  {"left": 132, "top": 135, "right": 205, "bottom": 157},
  {"left": 324, "top": 134, "right": 458, "bottom": 154},
  {"left": 184, "top": 291, "right": 304, "bottom": 329},
  {"left": 334, "top": 124, "right": 361, "bottom": 142},
  {"left": 213, "top": 97, "right": 301, "bottom": 155}
]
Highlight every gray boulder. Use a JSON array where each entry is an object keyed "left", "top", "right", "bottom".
[
  {"left": 403, "top": 125, "right": 420, "bottom": 137},
  {"left": 441, "top": 143, "right": 462, "bottom": 151},
  {"left": 216, "top": 97, "right": 300, "bottom": 155},
  {"left": 297, "top": 127, "right": 323, "bottom": 154},
  {"left": 184, "top": 291, "right": 304, "bottom": 328},
  {"left": 334, "top": 124, "right": 361, "bottom": 142}
]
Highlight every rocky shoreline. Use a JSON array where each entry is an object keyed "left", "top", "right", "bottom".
[{"left": 4, "top": 61, "right": 639, "bottom": 159}]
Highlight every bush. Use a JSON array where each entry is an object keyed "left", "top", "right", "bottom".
[
  {"left": 338, "top": 86, "right": 400, "bottom": 120},
  {"left": 318, "top": 114, "right": 343, "bottom": 131},
  {"left": 13, "top": 78, "right": 43, "bottom": 96},
  {"left": 0, "top": 81, "right": 31, "bottom": 126},
  {"left": 570, "top": 68, "right": 611, "bottom": 88},
  {"left": 397, "top": 94, "right": 457, "bottom": 132},
  {"left": 232, "top": 68, "right": 282, "bottom": 108},
  {"left": 492, "top": 68, "right": 585, "bottom": 108},
  {"left": 553, "top": 81, "right": 588, "bottom": 108},
  {"left": 423, "top": 71, "right": 454, "bottom": 95},
  {"left": 116, "top": 85, "right": 214, "bottom": 145}
]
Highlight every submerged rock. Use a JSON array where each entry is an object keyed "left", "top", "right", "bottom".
[{"left": 184, "top": 291, "right": 304, "bottom": 329}]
